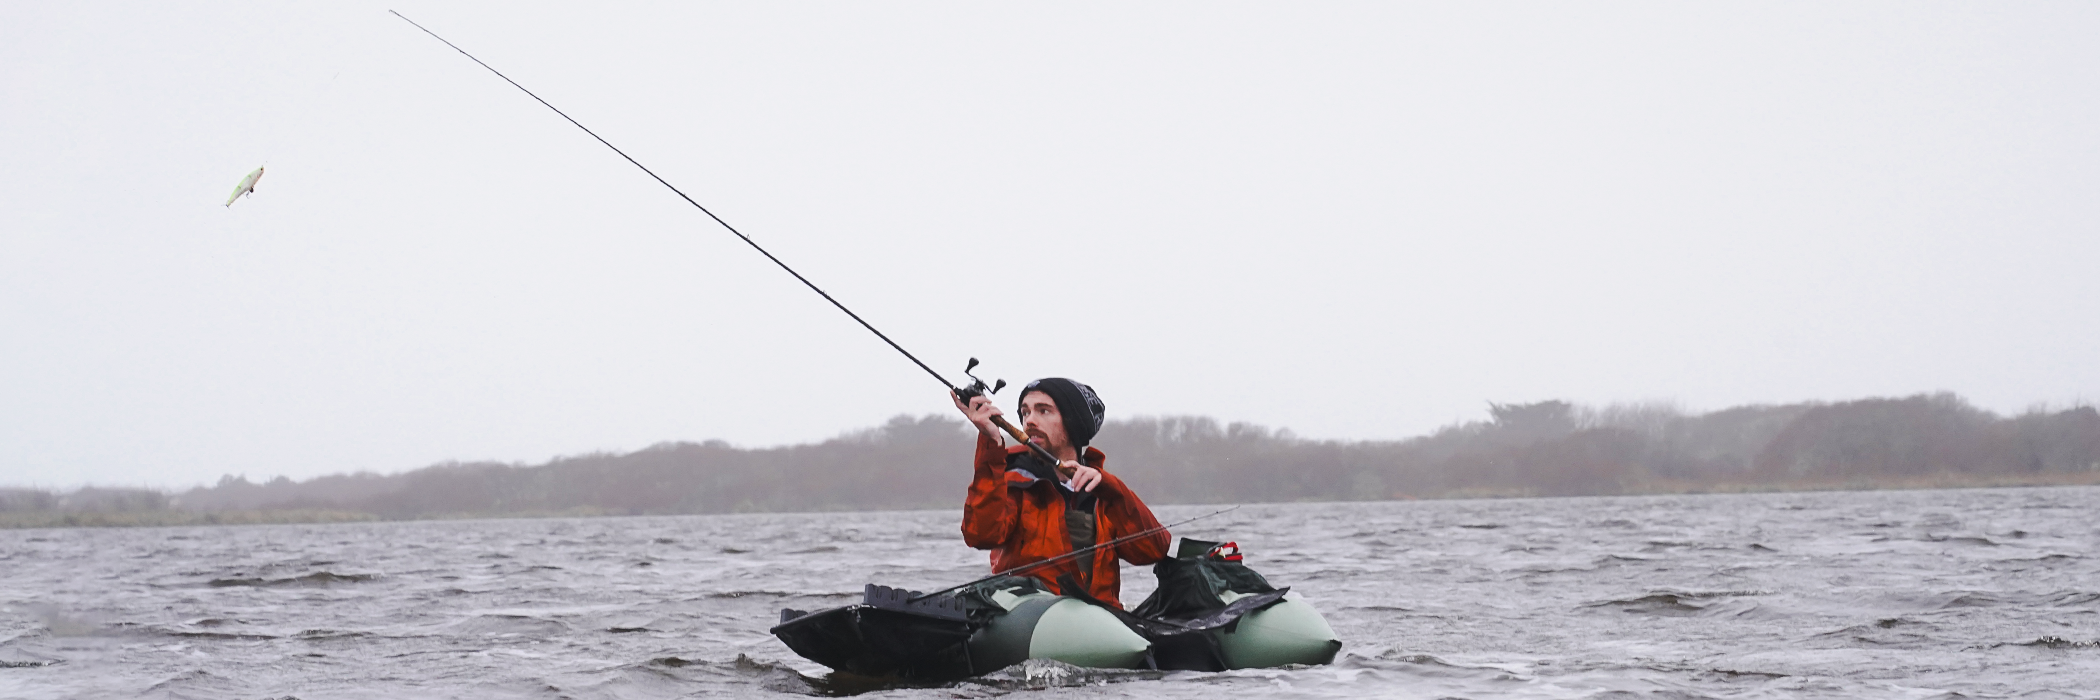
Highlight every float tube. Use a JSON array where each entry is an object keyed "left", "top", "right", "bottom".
[{"left": 770, "top": 538, "right": 1340, "bottom": 681}]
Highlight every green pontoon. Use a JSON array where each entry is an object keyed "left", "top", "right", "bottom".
[{"left": 771, "top": 538, "right": 1341, "bottom": 681}]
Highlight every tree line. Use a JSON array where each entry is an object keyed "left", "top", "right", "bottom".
[{"left": 5, "top": 392, "right": 2097, "bottom": 526}]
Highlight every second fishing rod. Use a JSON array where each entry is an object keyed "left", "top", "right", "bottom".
[{"left": 390, "top": 11, "right": 1070, "bottom": 471}]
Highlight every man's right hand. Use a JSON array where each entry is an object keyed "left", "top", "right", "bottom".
[{"left": 952, "top": 391, "right": 1006, "bottom": 442}]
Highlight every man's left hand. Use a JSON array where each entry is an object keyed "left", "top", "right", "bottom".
[{"left": 1060, "top": 461, "right": 1103, "bottom": 492}]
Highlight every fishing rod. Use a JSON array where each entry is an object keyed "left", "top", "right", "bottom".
[
  {"left": 909, "top": 505, "right": 1242, "bottom": 602},
  {"left": 390, "top": 11, "right": 1063, "bottom": 468}
]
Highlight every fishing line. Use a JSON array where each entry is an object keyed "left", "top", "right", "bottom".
[
  {"left": 392, "top": 11, "right": 1074, "bottom": 471},
  {"left": 230, "top": 14, "right": 380, "bottom": 209},
  {"left": 263, "top": 10, "right": 390, "bottom": 167},
  {"left": 389, "top": 10, "right": 959, "bottom": 392}
]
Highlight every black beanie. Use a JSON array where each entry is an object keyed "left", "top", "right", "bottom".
[{"left": 1018, "top": 378, "right": 1106, "bottom": 448}]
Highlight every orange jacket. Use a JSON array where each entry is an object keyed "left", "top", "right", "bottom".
[{"left": 961, "top": 432, "right": 1171, "bottom": 609}]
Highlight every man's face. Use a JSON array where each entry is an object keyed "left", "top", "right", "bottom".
[{"left": 1017, "top": 391, "right": 1069, "bottom": 453}]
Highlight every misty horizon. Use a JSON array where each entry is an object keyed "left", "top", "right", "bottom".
[
  {"left": 13, "top": 390, "right": 2097, "bottom": 493},
  {"left": 6, "top": 390, "right": 2096, "bottom": 529}
]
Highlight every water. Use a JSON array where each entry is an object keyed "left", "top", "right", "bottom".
[{"left": 2, "top": 487, "right": 2096, "bottom": 699}]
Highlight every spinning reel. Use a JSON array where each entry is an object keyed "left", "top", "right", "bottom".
[
  {"left": 953, "top": 357, "right": 1006, "bottom": 404},
  {"left": 952, "top": 357, "right": 1063, "bottom": 470}
]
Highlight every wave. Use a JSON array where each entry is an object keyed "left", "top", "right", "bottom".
[
  {"left": 206, "top": 571, "right": 380, "bottom": 587},
  {"left": 1339, "top": 650, "right": 1534, "bottom": 682},
  {"left": 447, "top": 614, "right": 570, "bottom": 637},
  {"left": 641, "top": 654, "right": 824, "bottom": 695},
  {"left": 154, "top": 628, "right": 279, "bottom": 641},
  {"left": 0, "top": 644, "right": 62, "bottom": 670},
  {"left": 142, "top": 669, "right": 249, "bottom": 698},
  {"left": 961, "top": 658, "right": 1165, "bottom": 691},
  {"left": 0, "top": 658, "right": 59, "bottom": 668},
  {"left": 1813, "top": 617, "right": 1941, "bottom": 647},
  {"left": 294, "top": 628, "right": 375, "bottom": 640},
  {"left": 1698, "top": 667, "right": 1788, "bottom": 680},
  {"left": 2038, "top": 591, "right": 2100, "bottom": 607},
  {"left": 706, "top": 590, "right": 856, "bottom": 599},
  {"left": 109, "top": 617, "right": 285, "bottom": 641},
  {"left": 633, "top": 654, "right": 1164, "bottom": 695},
  {"left": 1913, "top": 590, "right": 2100, "bottom": 611},
  {"left": 1583, "top": 590, "right": 1771, "bottom": 617},
  {"left": 2010, "top": 636, "right": 2100, "bottom": 649},
  {"left": 2026, "top": 553, "right": 2081, "bottom": 563},
  {"left": 1924, "top": 534, "right": 2001, "bottom": 546}
]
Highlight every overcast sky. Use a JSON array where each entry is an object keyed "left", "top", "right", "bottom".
[{"left": 4, "top": 2, "right": 2096, "bottom": 489}]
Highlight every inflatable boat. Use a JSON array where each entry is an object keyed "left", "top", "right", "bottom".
[{"left": 771, "top": 538, "right": 1341, "bottom": 681}]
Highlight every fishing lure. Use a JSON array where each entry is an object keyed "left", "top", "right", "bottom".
[{"left": 224, "top": 166, "right": 264, "bottom": 207}]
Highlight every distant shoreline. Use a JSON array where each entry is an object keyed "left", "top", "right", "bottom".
[
  {"left": 8, "top": 392, "right": 2097, "bottom": 530},
  {"left": 7, "top": 473, "right": 2097, "bottom": 530}
]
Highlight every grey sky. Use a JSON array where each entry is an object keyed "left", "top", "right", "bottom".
[{"left": 4, "top": 3, "right": 2096, "bottom": 489}]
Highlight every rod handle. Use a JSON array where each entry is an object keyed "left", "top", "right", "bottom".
[{"left": 989, "top": 415, "right": 1071, "bottom": 477}]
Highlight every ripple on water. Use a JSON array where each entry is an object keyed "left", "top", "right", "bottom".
[
  {"left": 1814, "top": 617, "right": 1944, "bottom": 648},
  {"left": 205, "top": 571, "right": 381, "bottom": 587},
  {"left": 638, "top": 655, "right": 822, "bottom": 695},
  {"left": 1583, "top": 590, "right": 1772, "bottom": 617},
  {"left": 2005, "top": 636, "right": 2100, "bottom": 649},
  {"left": 448, "top": 614, "right": 571, "bottom": 637}
]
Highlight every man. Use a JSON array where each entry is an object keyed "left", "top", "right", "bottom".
[{"left": 952, "top": 378, "right": 1171, "bottom": 609}]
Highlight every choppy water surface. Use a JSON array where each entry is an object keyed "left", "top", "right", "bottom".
[{"left": 3, "top": 487, "right": 2098, "bottom": 699}]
